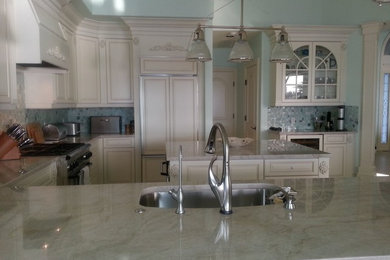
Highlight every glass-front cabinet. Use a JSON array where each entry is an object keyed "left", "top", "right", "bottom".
[{"left": 275, "top": 41, "right": 345, "bottom": 106}]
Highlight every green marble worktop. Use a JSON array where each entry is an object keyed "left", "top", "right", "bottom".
[{"left": 0, "top": 177, "right": 389, "bottom": 259}]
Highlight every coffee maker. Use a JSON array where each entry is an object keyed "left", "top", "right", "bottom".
[{"left": 336, "top": 106, "right": 345, "bottom": 131}]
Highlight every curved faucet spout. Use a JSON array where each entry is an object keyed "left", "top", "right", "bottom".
[{"left": 205, "top": 123, "right": 232, "bottom": 215}]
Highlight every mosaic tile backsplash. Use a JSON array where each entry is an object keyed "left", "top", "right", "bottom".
[
  {"left": 267, "top": 106, "right": 359, "bottom": 131},
  {"left": 25, "top": 107, "right": 134, "bottom": 134}
]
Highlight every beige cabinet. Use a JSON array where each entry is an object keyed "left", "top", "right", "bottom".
[
  {"left": 103, "top": 136, "right": 135, "bottom": 183},
  {"left": 76, "top": 36, "right": 132, "bottom": 107},
  {"left": 10, "top": 161, "right": 57, "bottom": 187},
  {"left": 323, "top": 133, "right": 355, "bottom": 177}
]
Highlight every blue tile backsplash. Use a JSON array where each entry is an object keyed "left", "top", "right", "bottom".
[
  {"left": 26, "top": 107, "right": 134, "bottom": 134},
  {"left": 267, "top": 106, "right": 359, "bottom": 131}
]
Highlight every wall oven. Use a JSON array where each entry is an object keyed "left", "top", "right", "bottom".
[{"left": 287, "top": 134, "right": 324, "bottom": 151}]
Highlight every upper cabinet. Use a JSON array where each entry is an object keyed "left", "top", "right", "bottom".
[
  {"left": 75, "top": 32, "right": 133, "bottom": 107},
  {"left": 0, "top": 0, "right": 16, "bottom": 109},
  {"left": 272, "top": 25, "right": 357, "bottom": 106}
]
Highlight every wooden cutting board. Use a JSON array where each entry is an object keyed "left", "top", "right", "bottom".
[{"left": 26, "top": 122, "right": 45, "bottom": 144}]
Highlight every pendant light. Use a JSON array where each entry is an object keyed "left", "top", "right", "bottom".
[
  {"left": 228, "top": 29, "right": 254, "bottom": 62},
  {"left": 186, "top": 0, "right": 294, "bottom": 63},
  {"left": 186, "top": 25, "right": 212, "bottom": 62},
  {"left": 270, "top": 28, "right": 295, "bottom": 63},
  {"left": 228, "top": 0, "right": 253, "bottom": 62}
]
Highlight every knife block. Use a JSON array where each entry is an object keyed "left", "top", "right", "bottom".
[{"left": 0, "top": 133, "right": 21, "bottom": 160}]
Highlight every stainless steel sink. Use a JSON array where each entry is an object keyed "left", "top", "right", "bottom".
[{"left": 139, "top": 183, "right": 284, "bottom": 208}]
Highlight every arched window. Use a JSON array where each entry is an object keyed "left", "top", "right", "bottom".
[{"left": 377, "top": 33, "right": 390, "bottom": 150}]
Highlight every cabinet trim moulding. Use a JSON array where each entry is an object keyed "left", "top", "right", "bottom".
[
  {"left": 76, "top": 19, "right": 131, "bottom": 38},
  {"left": 122, "top": 17, "right": 210, "bottom": 35},
  {"left": 273, "top": 25, "right": 359, "bottom": 43}
]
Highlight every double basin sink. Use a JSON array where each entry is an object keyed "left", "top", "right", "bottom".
[{"left": 139, "top": 183, "right": 285, "bottom": 209}]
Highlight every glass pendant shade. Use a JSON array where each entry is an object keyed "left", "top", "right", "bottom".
[
  {"left": 186, "top": 26, "right": 212, "bottom": 62},
  {"left": 270, "top": 31, "right": 295, "bottom": 63},
  {"left": 228, "top": 30, "right": 254, "bottom": 63}
]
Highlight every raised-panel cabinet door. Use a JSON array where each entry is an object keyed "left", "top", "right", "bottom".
[
  {"left": 103, "top": 147, "right": 135, "bottom": 183},
  {"left": 170, "top": 77, "right": 198, "bottom": 143},
  {"left": 106, "top": 39, "right": 132, "bottom": 103},
  {"left": 142, "top": 156, "right": 167, "bottom": 182},
  {"left": 76, "top": 36, "right": 101, "bottom": 104},
  {"left": 324, "top": 144, "right": 346, "bottom": 177},
  {"left": 141, "top": 77, "right": 170, "bottom": 154}
]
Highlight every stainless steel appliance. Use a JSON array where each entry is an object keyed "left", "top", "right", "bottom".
[
  {"left": 337, "top": 106, "right": 345, "bottom": 131},
  {"left": 90, "top": 116, "right": 121, "bottom": 134},
  {"left": 287, "top": 134, "right": 324, "bottom": 151},
  {"left": 63, "top": 122, "right": 80, "bottom": 136},
  {"left": 42, "top": 123, "right": 68, "bottom": 141},
  {"left": 20, "top": 143, "right": 92, "bottom": 185}
]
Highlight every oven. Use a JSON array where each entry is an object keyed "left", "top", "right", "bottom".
[
  {"left": 20, "top": 143, "right": 92, "bottom": 185},
  {"left": 287, "top": 134, "right": 324, "bottom": 151}
]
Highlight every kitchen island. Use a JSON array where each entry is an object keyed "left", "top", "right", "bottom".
[
  {"left": 0, "top": 176, "right": 390, "bottom": 259},
  {"left": 166, "top": 140, "right": 331, "bottom": 183}
]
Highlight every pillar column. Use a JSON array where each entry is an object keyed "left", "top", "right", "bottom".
[{"left": 358, "top": 22, "right": 383, "bottom": 175}]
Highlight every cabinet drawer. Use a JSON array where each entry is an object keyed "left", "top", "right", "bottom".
[
  {"left": 264, "top": 159, "right": 318, "bottom": 177},
  {"left": 324, "top": 134, "right": 346, "bottom": 144},
  {"left": 104, "top": 137, "right": 134, "bottom": 148}
]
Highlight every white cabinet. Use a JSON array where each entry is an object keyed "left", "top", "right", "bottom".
[
  {"left": 0, "top": 0, "right": 16, "bottom": 108},
  {"left": 141, "top": 76, "right": 199, "bottom": 154},
  {"left": 323, "top": 133, "right": 355, "bottom": 177},
  {"left": 103, "top": 136, "right": 135, "bottom": 183},
  {"left": 10, "top": 161, "right": 57, "bottom": 187},
  {"left": 142, "top": 156, "right": 167, "bottom": 182},
  {"left": 75, "top": 35, "right": 101, "bottom": 104},
  {"left": 88, "top": 137, "right": 103, "bottom": 184},
  {"left": 169, "top": 160, "right": 264, "bottom": 185},
  {"left": 274, "top": 41, "right": 345, "bottom": 106},
  {"left": 23, "top": 69, "right": 75, "bottom": 109},
  {"left": 264, "top": 158, "right": 329, "bottom": 179},
  {"left": 76, "top": 36, "right": 132, "bottom": 106}
]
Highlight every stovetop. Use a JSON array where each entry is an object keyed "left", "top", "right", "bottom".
[{"left": 20, "top": 143, "right": 86, "bottom": 156}]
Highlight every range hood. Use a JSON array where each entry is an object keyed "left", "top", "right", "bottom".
[{"left": 14, "top": 0, "right": 69, "bottom": 70}]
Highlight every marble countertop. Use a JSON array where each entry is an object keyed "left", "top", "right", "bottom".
[
  {"left": 166, "top": 139, "right": 329, "bottom": 161},
  {"left": 0, "top": 134, "right": 134, "bottom": 186},
  {"left": 0, "top": 177, "right": 389, "bottom": 259}
]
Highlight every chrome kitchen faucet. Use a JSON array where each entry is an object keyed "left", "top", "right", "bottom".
[
  {"left": 169, "top": 145, "right": 185, "bottom": 214},
  {"left": 204, "top": 123, "right": 232, "bottom": 215}
]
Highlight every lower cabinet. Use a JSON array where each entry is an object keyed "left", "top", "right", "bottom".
[
  {"left": 88, "top": 137, "right": 103, "bottom": 184},
  {"left": 264, "top": 158, "right": 329, "bottom": 179},
  {"left": 89, "top": 136, "right": 135, "bottom": 184},
  {"left": 169, "top": 157, "right": 329, "bottom": 184},
  {"left": 142, "top": 156, "right": 167, "bottom": 182},
  {"left": 10, "top": 160, "right": 57, "bottom": 187},
  {"left": 169, "top": 160, "right": 264, "bottom": 185},
  {"left": 323, "top": 134, "right": 355, "bottom": 177},
  {"left": 103, "top": 137, "right": 135, "bottom": 183}
]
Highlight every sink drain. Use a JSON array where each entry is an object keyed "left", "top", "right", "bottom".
[{"left": 135, "top": 208, "right": 146, "bottom": 214}]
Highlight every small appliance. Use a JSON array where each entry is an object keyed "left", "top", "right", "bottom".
[
  {"left": 63, "top": 122, "right": 80, "bottom": 136},
  {"left": 42, "top": 123, "right": 68, "bottom": 141},
  {"left": 336, "top": 106, "right": 345, "bottom": 131}
]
